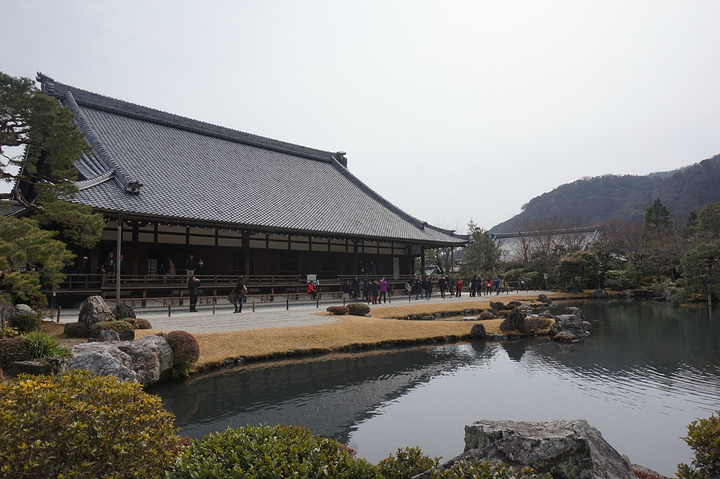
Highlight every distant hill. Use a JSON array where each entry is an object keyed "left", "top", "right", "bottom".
[{"left": 490, "top": 154, "right": 720, "bottom": 233}]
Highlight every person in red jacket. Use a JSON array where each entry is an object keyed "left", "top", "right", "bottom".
[
  {"left": 455, "top": 278, "right": 463, "bottom": 297},
  {"left": 307, "top": 280, "right": 317, "bottom": 300}
]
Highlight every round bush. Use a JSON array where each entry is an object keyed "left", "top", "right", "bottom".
[
  {"left": 479, "top": 311, "right": 496, "bottom": 320},
  {"left": 347, "top": 302, "right": 371, "bottom": 316},
  {"left": 327, "top": 306, "right": 350, "bottom": 315},
  {"left": 63, "top": 321, "right": 91, "bottom": 338},
  {"left": 169, "top": 425, "right": 380, "bottom": 478},
  {"left": 165, "top": 330, "right": 200, "bottom": 377},
  {"left": 135, "top": 317, "right": 152, "bottom": 329},
  {"left": 0, "top": 369, "right": 183, "bottom": 478},
  {"left": 89, "top": 320, "right": 134, "bottom": 338},
  {"left": 10, "top": 313, "right": 41, "bottom": 333}
]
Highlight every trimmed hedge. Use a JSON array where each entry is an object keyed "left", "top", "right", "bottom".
[
  {"left": 347, "top": 302, "right": 371, "bottom": 316},
  {"left": 168, "top": 425, "right": 380, "bottom": 478},
  {"left": 135, "top": 317, "right": 152, "bottom": 329},
  {"left": 327, "top": 305, "right": 350, "bottom": 315},
  {"left": 10, "top": 313, "right": 41, "bottom": 333},
  {"left": 0, "top": 370, "right": 183, "bottom": 478},
  {"left": 63, "top": 321, "right": 91, "bottom": 338},
  {"left": 164, "top": 330, "right": 200, "bottom": 378},
  {"left": 0, "top": 337, "right": 31, "bottom": 368},
  {"left": 89, "top": 320, "right": 134, "bottom": 338}
]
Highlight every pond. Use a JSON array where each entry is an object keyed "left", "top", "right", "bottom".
[{"left": 150, "top": 300, "right": 720, "bottom": 477}]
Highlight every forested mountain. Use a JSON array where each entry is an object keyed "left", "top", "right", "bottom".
[{"left": 491, "top": 154, "right": 720, "bottom": 233}]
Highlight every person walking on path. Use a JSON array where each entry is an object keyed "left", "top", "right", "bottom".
[
  {"left": 234, "top": 276, "right": 247, "bottom": 313},
  {"left": 493, "top": 276, "right": 501, "bottom": 295},
  {"left": 455, "top": 278, "right": 463, "bottom": 297},
  {"left": 439, "top": 275, "right": 447, "bottom": 299},
  {"left": 370, "top": 279, "right": 379, "bottom": 304},
  {"left": 188, "top": 276, "right": 201, "bottom": 312}
]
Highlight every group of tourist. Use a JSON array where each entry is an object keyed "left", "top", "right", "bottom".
[{"left": 341, "top": 277, "right": 390, "bottom": 304}]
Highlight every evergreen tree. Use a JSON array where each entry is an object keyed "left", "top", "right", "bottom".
[
  {"left": 0, "top": 72, "right": 104, "bottom": 308},
  {"left": 461, "top": 220, "right": 501, "bottom": 277}
]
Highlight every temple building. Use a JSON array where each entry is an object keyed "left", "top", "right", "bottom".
[{"left": 32, "top": 73, "right": 466, "bottom": 283}]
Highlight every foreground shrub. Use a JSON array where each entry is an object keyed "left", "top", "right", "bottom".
[
  {"left": 677, "top": 410, "right": 720, "bottom": 479},
  {"left": 164, "top": 330, "right": 200, "bottom": 378},
  {"left": 169, "top": 425, "right": 380, "bottom": 478},
  {"left": 89, "top": 319, "right": 134, "bottom": 338},
  {"left": 348, "top": 302, "right": 371, "bottom": 316},
  {"left": 63, "top": 321, "right": 91, "bottom": 338},
  {"left": 432, "top": 461, "right": 552, "bottom": 478},
  {"left": 0, "top": 337, "right": 32, "bottom": 368},
  {"left": 10, "top": 313, "right": 41, "bottom": 333},
  {"left": 327, "top": 305, "right": 350, "bottom": 315},
  {"left": 23, "top": 331, "right": 71, "bottom": 359},
  {"left": 0, "top": 370, "right": 183, "bottom": 478},
  {"left": 378, "top": 446, "right": 439, "bottom": 479}
]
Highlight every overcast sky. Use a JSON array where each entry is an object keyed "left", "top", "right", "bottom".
[{"left": 3, "top": 0, "right": 720, "bottom": 233}]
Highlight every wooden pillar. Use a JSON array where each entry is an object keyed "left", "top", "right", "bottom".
[{"left": 116, "top": 214, "right": 122, "bottom": 302}]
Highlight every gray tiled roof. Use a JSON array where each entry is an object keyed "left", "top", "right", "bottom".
[{"left": 38, "top": 73, "right": 466, "bottom": 246}]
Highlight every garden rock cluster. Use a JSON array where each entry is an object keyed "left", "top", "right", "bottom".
[
  {"left": 418, "top": 419, "right": 637, "bottom": 479},
  {"left": 550, "top": 307, "right": 592, "bottom": 343},
  {"left": 70, "top": 335, "right": 173, "bottom": 387}
]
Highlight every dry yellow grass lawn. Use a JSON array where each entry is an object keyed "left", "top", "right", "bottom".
[{"left": 137, "top": 294, "right": 549, "bottom": 370}]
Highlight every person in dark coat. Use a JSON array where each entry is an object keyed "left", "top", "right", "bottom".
[
  {"left": 352, "top": 277, "right": 360, "bottom": 300},
  {"left": 234, "top": 276, "right": 246, "bottom": 313},
  {"left": 188, "top": 276, "right": 201, "bottom": 312}
]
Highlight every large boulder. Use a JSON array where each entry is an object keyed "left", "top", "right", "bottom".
[
  {"left": 551, "top": 312, "right": 591, "bottom": 340},
  {"left": 78, "top": 295, "right": 115, "bottom": 326},
  {"left": 436, "top": 419, "right": 636, "bottom": 479},
  {"left": 113, "top": 303, "right": 136, "bottom": 320},
  {"left": 70, "top": 335, "right": 173, "bottom": 387},
  {"left": 470, "top": 323, "right": 486, "bottom": 339}
]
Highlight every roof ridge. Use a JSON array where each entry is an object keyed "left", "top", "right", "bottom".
[{"left": 37, "top": 73, "right": 338, "bottom": 164}]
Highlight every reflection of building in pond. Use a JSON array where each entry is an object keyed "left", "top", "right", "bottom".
[
  {"left": 24, "top": 74, "right": 467, "bottom": 292},
  {"left": 151, "top": 342, "right": 495, "bottom": 443}
]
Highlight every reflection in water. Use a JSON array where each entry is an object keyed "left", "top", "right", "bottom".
[{"left": 151, "top": 301, "right": 720, "bottom": 477}]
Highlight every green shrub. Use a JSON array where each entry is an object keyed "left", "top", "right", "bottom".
[
  {"left": 89, "top": 320, "right": 134, "bottom": 338},
  {"left": 677, "top": 410, "right": 720, "bottom": 478},
  {"left": 0, "top": 369, "right": 183, "bottom": 478},
  {"left": 164, "top": 330, "right": 200, "bottom": 378},
  {"left": 430, "top": 461, "right": 552, "bottom": 478},
  {"left": 10, "top": 313, "right": 41, "bottom": 333},
  {"left": 23, "top": 331, "right": 71, "bottom": 359},
  {"left": 63, "top": 321, "right": 91, "bottom": 338},
  {"left": 169, "top": 424, "right": 380, "bottom": 478},
  {"left": 0, "top": 337, "right": 32, "bottom": 368},
  {"left": 120, "top": 317, "right": 138, "bottom": 328},
  {"left": 135, "top": 317, "right": 152, "bottom": 329},
  {"left": 348, "top": 302, "right": 371, "bottom": 316},
  {"left": 327, "top": 306, "right": 350, "bottom": 315},
  {"left": 378, "top": 446, "right": 439, "bottom": 479}
]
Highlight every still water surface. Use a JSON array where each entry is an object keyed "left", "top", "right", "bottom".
[{"left": 151, "top": 300, "right": 720, "bottom": 477}]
